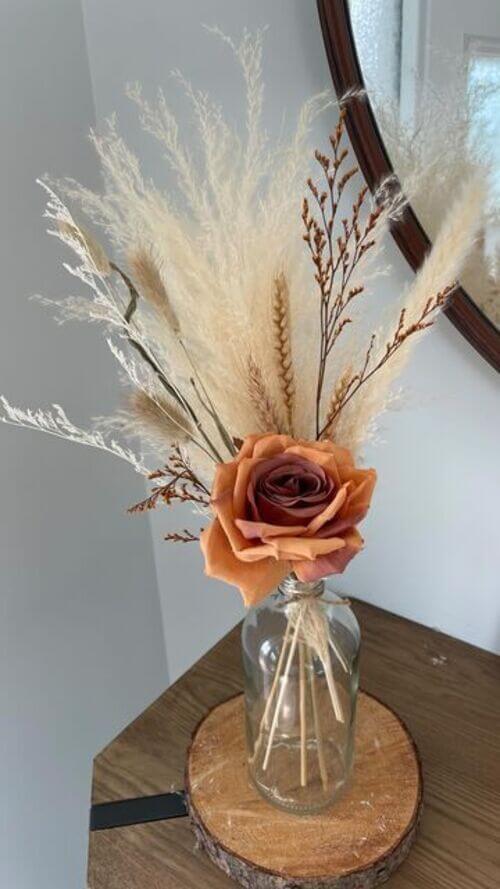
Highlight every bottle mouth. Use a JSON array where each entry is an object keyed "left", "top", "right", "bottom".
[{"left": 278, "top": 573, "right": 325, "bottom": 600}]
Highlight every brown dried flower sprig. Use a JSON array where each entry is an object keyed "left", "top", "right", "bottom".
[
  {"left": 318, "top": 283, "right": 456, "bottom": 438},
  {"left": 302, "top": 108, "right": 384, "bottom": 436},
  {"left": 129, "top": 445, "right": 210, "bottom": 515}
]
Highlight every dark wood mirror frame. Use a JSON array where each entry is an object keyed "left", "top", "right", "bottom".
[{"left": 317, "top": 0, "right": 500, "bottom": 373}]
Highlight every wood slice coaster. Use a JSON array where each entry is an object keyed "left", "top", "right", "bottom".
[{"left": 186, "top": 692, "right": 423, "bottom": 889}]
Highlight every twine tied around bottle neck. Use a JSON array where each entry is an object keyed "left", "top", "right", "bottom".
[
  {"left": 277, "top": 574, "right": 351, "bottom": 608},
  {"left": 277, "top": 574, "right": 352, "bottom": 691}
]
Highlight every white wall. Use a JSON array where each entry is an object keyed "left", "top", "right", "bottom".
[
  {"left": 82, "top": 0, "right": 499, "bottom": 661},
  {"left": 0, "top": 3, "right": 168, "bottom": 889}
]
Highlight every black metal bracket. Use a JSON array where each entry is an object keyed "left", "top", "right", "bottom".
[{"left": 90, "top": 791, "right": 188, "bottom": 831}]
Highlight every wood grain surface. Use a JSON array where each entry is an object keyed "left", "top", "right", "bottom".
[
  {"left": 88, "top": 599, "right": 500, "bottom": 888},
  {"left": 186, "top": 692, "right": 422, "bottom": 888}
]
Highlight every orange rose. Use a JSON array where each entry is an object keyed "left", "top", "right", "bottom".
[{"left": 201, "top": 434, "right": 376, "bottom": 606}]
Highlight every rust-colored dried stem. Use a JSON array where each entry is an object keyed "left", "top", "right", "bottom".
[
  {"left": 317, "top": 283, "right": 456, "bottom": 438},
  {"left": 302, "top": 110, "right": 382, "bottom": 437},
  {"left": 129, "top": 444, "right": 210, "bottom": 514},
  {"left": 165, "top": 529, "right": 201, "bottom": 543}
]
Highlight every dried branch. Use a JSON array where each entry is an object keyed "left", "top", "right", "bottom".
[
  {"left": 165, "top": 529, "right": 201, "bottom": 543},
  {"left": 302, "top": 109, "right": 384, "bottom": 437},
  {"left": 129, "top": 444, "right": 210, "bottom": 514},
  {"left": 318, "top": 283, "right": 456, "bottom": 437}
]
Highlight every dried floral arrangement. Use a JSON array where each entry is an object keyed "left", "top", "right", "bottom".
[
  {"left": 1, "top": 30, "right": 489, "bottom": 804},
  {"left": 1, "top": 30, "right": 485, "bottom": 606}
]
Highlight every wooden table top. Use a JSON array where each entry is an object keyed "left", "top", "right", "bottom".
[{"left": 87, "top": 599, "right": 500, "bottom": 888}]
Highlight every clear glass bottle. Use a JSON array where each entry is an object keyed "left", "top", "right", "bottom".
[{"left": 242, "top": 574, "right": 360, "bottom": 814}]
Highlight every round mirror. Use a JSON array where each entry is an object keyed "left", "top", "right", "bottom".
[{"left": 318, "top": 0, "right": 500, "bottom": 371}]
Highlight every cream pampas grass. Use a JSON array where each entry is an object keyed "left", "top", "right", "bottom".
[
  {"left": 127, "top": 247, "right": 180, "bottom": 335},
  {"left": 57, "top": 221, "right": 111, "bottom": 277},
  {"left": 125, "top": 389, "right": 193, "bottom": 450},
  {"left": 333, "top": 175, "right": 486, "bottom": 453}
]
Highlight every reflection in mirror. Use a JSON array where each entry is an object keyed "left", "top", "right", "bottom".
[{"left": 349, "top": 0, "right": 500, "bottom": 328}]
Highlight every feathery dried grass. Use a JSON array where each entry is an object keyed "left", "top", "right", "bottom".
[
  {"left": 334, "top": 175, "right": 486, "bottom": 452},
  {"left": 126, "top": 388, "right": 192, "bottom": 449},
  {"left": 50, "top": 30, "right": 338, "bottom": 454},
  {"left": 58, "top": 221, "right": 111, "bottom": 277},
  {"left": 128, "top": 247, "right": 180, "bottom": 334}
]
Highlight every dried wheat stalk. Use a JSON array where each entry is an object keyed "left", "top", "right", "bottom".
[
  {"left": 272, "top": 273, "right": 295, "bottom": 433},
  {"left": 247, "top": 356, "right": 282, "bottom": 433},
  {"left": 321, "top": 367, "right": 353, "bottom": 440}
]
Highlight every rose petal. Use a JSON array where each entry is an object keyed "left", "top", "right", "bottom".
[
  {"left": 212, "top": 488, "right": 249, "bottom": 555},
  {"left": 304, "top": 483, "right": 349, "bottom": 536},
  {"left": 252, "top": 434, "right": 294, "bottom": 460},
  {"left": 233, "top": 456, "right": 263, "bottom": 519},
  {"left": 200, "top": 519, "right": 289, "bottom": 606},
  {"left": 294, "top": 527, "right": 364, "bottom": 581},
  {"left": 236, "top": 434, "right": 265, "bottom": 462},
  {"left": 327, "top": 470, "right": 377, "bottom": 534},
  {"left": 254, "top": 492, "right": 327, "bottom": 525},
  {"left": 285, "top": 445, "right": 342, "bottom": 488},
  {"left": 209, "top": 459, "right": 251, "bottom": 555},
  {"left": 235, "top": 518, "right": 307, "bottom": 540},
  {"left": 261, "top": 535, "right": 346, "bottom": 561}
]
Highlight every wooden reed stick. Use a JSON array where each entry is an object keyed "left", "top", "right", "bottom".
[
  {"left": 263, "top": 609, "right": 303, "bottom": 771},
  {"left": 329, "top": 635, "right": 349, "bottom": 674},
  {"left": 299, "top": 641, "right": 307, "bottom": 787},
  {"left": 322, "top": 651, "right": 344, "bottom": 723},
  {"left": 249, "top": 619, "right": 292, "bottom": 764},
  {"left": 307, "top": 646, "right": 328, "bottom": 792}
]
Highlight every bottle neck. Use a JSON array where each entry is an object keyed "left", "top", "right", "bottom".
[{"left": 277, "top": 573, "right": 325, "bottom": 601}]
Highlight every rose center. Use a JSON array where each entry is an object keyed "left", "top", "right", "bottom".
[{"left": 262, "top": 469, "right": 323, "bottom": 501}]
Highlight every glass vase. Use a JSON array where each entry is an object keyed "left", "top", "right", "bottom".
[{"left": 241, "top": 574, "right": 360, "bottom": 814}]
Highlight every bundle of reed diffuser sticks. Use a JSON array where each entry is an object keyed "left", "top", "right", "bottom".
[{"left": 250, "top": 583, "right": 350, "bottom": 792}]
